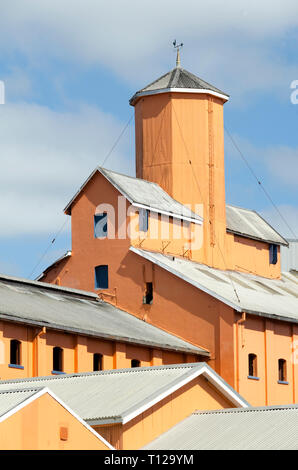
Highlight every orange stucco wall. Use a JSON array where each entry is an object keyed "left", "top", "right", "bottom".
[
  {"left": 227, "top": 232, "right": 281, "bottom": 279},
  {"left": 95, "top": 374, "right": 234, "bottom": 450},
  {"left": 134, "top": 92, "right": 227, "bottom": 270},
  {"left": 235, "top": 313, "right": 298, "bottom": 406},
  {"left": 0, "top": 319, "right": 197, "bottom": 381},
  {"left": 0, "top": 393, "right": 110, "bottom": 450}
]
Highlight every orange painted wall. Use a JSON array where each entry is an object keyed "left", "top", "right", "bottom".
[
  {"left": 95, "top": 375, "right": 234, "bottom": 450},
  {"left": 227, "top": 233, "right": 281, "bottom": 279},
  {"left": 134, "top": 92, "right": 227, "bottom": 270},
  {"left": 235, "top": 313, "right": 298, "bottom": 406},
  {"left": 0, "top": 392, "right": 110, "bottom": 450},
  {"left": 0, "top": 319, "right": 197, "bottom": 381}
]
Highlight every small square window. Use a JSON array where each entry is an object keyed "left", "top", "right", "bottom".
[
  {"left": 95, "top": 265, "right": 109, "bottom": 289},
  {"left": 94, "top": 213, "right": 108, "bottom": 238}
]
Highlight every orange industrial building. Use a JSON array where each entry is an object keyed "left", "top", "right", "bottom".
[
  {"left": 38, "top": 62, "right": 298, "bottom": 408},
  {"left": 1, "top": 58, "right": 298, "bottom": 449}
]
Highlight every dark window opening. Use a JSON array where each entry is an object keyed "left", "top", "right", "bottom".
[
  {"left": 248, "top": 353, "right": 258, "bottom": 378},
  {"left": 131, "top": 359, "right": 140, "bottom": 368},
  {"left": 10, "top": 340, "right": 21, "bottom": 366},
  {"left": 269, "top": 244, "right": 278, "bottom": 265},
  {"left": 53, "top": 347, "right": 63, "bottom": 372},
  {"left": 278, "top": 359, "right": 287, "bottom": 382},
  {"left": 95, "top": 265, "right": 109, "bottom": 289},
  {"left": 93, "top": 353, "right": 103, "bottom": 371},
  {"left": 139, "top": 209, "right": 149, "bottom": 232},
  {"left": 143, "top": 282, "right": 153, "bottom": 305},
  {"left": 94, "top": 213, "right": 108, "bottom": 238}
]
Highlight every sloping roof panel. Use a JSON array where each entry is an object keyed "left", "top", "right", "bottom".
[
  {"left": 64, "top": 167, "right": 202, "bottom": 224},
  {"left": 130, "top": 67, "right": 229, "bottom": 104},
  {"left": 130, "top": 247, "right": 298, "bottom": 323},
  {"left": 0, "top": 275, "right": 208, "bottom": 356},
  {"left": 143, "top": 405, "right": 298, "bottom": 450},
  {"left": 226, "top": 204, "right": 288, "bottom": 246},
  {"left": 0, "top": 388, "right": 40, "bottom": 419},
  {"left": 0, "top": 363, "right": 248, "bottom": 424}
]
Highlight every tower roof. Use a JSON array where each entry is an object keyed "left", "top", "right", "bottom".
[{"left": 130, "top": 67, "right": 229, "bottom": 105}]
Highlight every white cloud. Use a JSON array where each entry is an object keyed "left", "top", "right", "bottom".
[
  {"left": 0, "top": 102, "right": 134, "bottom": 236},
  {"left": 1, "top": 1, "right": 298, "bottom": 99}
]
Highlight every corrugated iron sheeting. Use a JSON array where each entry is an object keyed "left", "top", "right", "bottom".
[
  {"left": 131, "top": 248, "right": 298, "bottom": 323},
  {"left": 0, "top": 277, "right": 207, "bottom": 356},
  {"left": 144, "top": 406, "right": 298, "bottom": 450},
  {"left": 226, "top": 205, "right": 288, "bottom": 246}
]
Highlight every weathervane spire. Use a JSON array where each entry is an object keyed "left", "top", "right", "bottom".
[{"left": 173, "top": 40, "right": 183, "bottom": 67}]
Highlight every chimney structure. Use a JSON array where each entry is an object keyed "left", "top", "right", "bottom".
[{"left": 130, "top": 64, "right": 230, "bottom": 269}]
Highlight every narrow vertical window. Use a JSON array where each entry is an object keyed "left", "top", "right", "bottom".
[
  {"left": 94, "top": 213, "right": 108, "bottom": 238},
  {"left": 143, "top": 282, "right": 153, "bottom": 305},
  {"left": 53, "top": 347, "right": 63, "bottom": 372},
  {"left": 278, "top": 359, "right": 287, "bottom": 383},
  {"left": 93, "top": 353, "right": 103, "bottom": 371},
  {"left": 139, "top": 209, "right": 149, "bottom": 232},
  {"left": 131, "top": 359, "right": 140, "bottom": 368},
  {"left": 248, "top": 354, "right": 258, "bottom": 378},
  {"left": 269, "top": 244, "right": 278, "bottom": 265},
  {"left": 95, "top": 265, "right": 109, "bottom": 289},
  {"left": 10, "top": 340, "right": 21, "bottom": 366}
]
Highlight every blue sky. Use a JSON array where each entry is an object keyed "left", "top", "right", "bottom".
[{"left": 0, "top": 0, "right": 298, "bottom": 279}]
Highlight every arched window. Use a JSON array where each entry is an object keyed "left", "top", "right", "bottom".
[
  {"left": 131, "top": 359, "right": 140, "bottom": 368},
  {"left": 248, "top": 354, "right": 258, "bottom": 378},
  {"left": 53, "top": 347, "right": 63, "bottom": 372},
  {"left": 93, "top": 353, "right": 103, "bottom": 371},
  {"left": 10, "top": 340, "right": 21, "bottom": 366},
  {"left": 278, "top": 359, "right": 287, "bottom": 383}
]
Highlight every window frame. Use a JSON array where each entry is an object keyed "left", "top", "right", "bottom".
[
  {"left": 278, "top": 358, "right": 288, "bottom": 384},
  {"left": 9, "top": 339, "right": 23, "bottom": 369},
  {"left": 93, "top": 353, "right": 103, "bottom": 372},
  {"left": 248, "top": 353, "right": 259, "bottom": 380},
  {"left": 94, "top": 213, "right": 108, "bottom": 239},
  {"left": 131, "top": 359, "right": 141, "bottom": 368},
  {"left": 139, "top": 209, "right": 149, "bottom": 232},
  {"left": 95, "top": 265, "right": 109, "bottom": 290},
  {"left": 52, "top": 346, "right": 64, "bottom": 374},
  {"left": 269, "top": 244, "right": 278, "bottom": 265}
]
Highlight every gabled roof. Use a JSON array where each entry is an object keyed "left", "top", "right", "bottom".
[
  {"left": 0, "top": 274, "right": 208, "bottom": 356},
  {"left": 64, "top": 167, "right": 202, "bottom": 224},
  {"left": 130, "top": 247, "right": 298, "bottom": 324},
  {"left": 129, "top": 67, "right": 229, "bottom": 105},
  {"left": 0, "top": 363, "right": 249, "bottom": 425},
  {"left": 143, "top": 405, "right": 298, "bottom": 450},
  {"left": 226, "top": 204, "right": 288, "bottom": 246},
  {"left": 36, "top": 250, "right": 72, "bottom": 281},
  {"left": 0, "top": 387, "right": 114, "bottom": 449}
]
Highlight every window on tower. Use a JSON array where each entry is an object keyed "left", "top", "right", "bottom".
[{"left": 94, "top": 213, "right": 108, "bottom": 238}]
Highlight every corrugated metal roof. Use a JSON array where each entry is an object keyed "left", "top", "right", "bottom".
[
  {"left": 0, "top": 363, "right": 248, "bottom": 424},
  {"left": 281, "top": 240, "right": 298, "bottom": 272},
  {"left": 0, "top": 388, "right": 40, "bottom": 418},
  {"left": 0, "top": 276, "right": 207, "bottom": 356},
  {"left": 129, "top": 67, "right": 229, "bottom": 105},
  {"left": 226, "top": 204, "right": 288, "bottom": 246},
  {"left": 131, "top": 247, "right": 298, "bottom": 324},
  {"left": 64, "top": 167, "right": 202, "bottom": 224},
  {"left": 143, "top": 405, "right": 298, "bottom": 450}
]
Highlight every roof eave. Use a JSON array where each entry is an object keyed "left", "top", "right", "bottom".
[
  {"left": 130, "top": 87, "right": 230, "bottom": 106},
  {"left": 227, "top": 228, "right": 289, "bottom": 247}
]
